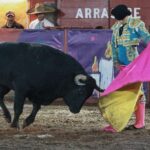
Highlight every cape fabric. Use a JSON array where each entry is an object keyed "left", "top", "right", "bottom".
[{"left": 99, "top": 43, "right": 150, "bottom": 132}]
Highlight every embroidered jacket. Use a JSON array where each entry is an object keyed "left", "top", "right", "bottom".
[{"left": 111, "top": 17, "right": 150, "bottom": 65}]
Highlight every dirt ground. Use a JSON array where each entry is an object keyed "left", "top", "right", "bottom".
[{"left": 1, "top": 96, "right": 150, "bottom": 150}]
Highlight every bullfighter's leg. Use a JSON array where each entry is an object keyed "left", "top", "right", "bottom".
[
  {"left": 11, "top": 90, "right": 26, "bottom": 128},
  {"left": 23, "top": 103, "right": 41, "bottom": 128},
  {"left": 0, "top": 86, "right": 11, "bottom": 123}
]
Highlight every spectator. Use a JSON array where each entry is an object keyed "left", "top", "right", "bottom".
[
  {"left": 27, "top": 3, "right": 55, "bottom": 29},
  {"left": 2, "top": 11, "right": 24, "bottom": 29}
]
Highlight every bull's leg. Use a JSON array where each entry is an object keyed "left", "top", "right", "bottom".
[
  {"left": 23, "top": 103, "right": 41, "bottom": 128},
  {"left": 11, "top": 90, "right": 26, "bottom": 128},
  {"left": 0, "top": 86, "right": 11, "bottom": 123}
]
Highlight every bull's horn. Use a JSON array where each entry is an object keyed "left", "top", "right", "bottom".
[{"left": 74, "top": 74, "right": 87, "bottom": 86}]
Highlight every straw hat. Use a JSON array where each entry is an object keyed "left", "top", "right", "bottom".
[{"left": 27, "top": 3, "right": 56, "bottom": 15}]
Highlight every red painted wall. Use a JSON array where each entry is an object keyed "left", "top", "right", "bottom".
[
  {"left": 57, "top": 0, "right": 150, "bottom": 29},
  {"left": 27, "top": 0, "right": 150, "bottom": 30},
  {"left": 57, "top": 0, "right": 109, "bottom": 28}
]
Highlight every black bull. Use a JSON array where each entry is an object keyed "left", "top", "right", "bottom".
[{"left": 0, "top": 42, "right": 103, "bottom": 128}]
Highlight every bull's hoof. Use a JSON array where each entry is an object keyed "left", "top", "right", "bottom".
[
  {"left": 4, "top": 113, "right": 11, "bottom": 123},
  {"left": 22, "top": 118, "right": 33, "bottom": 129},
  {"left": 5, "top": 117, "right": 11, "bottom": 123},
  {"left": 10, "top": 123, "right": 19, "bottom": 129},
  {"left": 22, "top": 121, "right": 27, "bottom": 129}
]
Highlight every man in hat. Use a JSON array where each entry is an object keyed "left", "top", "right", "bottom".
[
  {"left": 2, "top": 11, "right": 24, "bottom": 29},
  {"left": 27, "top": 3, "right": 55, "bottom": 29},
  {"left": 102, "top": 4, "right": 150, "bottom": 132}
]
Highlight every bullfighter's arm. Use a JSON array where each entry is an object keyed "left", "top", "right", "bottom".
[{"left": 134, "top": 20, "right": 150, "bottom": 44}]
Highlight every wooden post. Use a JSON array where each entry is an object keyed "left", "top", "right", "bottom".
[
  {"left": 63, "top": 28, "right": 68, "bottom": 53},
  {"left": 108, "top": 0, "right": 111, "bottom": 29},
  {"left": 146, "top": 83, "right": 150, "bottom": 107}
]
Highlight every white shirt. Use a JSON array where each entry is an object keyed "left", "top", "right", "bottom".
[{"left": 29, "top": 18, "right": 54, "bottom": 29}]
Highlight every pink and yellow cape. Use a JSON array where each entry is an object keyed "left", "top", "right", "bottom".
[{"left": 99, "top": 43, "right": 150, "bottom": 132}]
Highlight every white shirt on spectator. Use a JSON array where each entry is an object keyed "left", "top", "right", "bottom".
[{"left": 29, "top": 18, "right": 54, "bottom": 29}]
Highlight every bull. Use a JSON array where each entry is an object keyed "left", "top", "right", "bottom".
[{"left": 0, "top": 42, "right": 103, "bottom": 128}]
